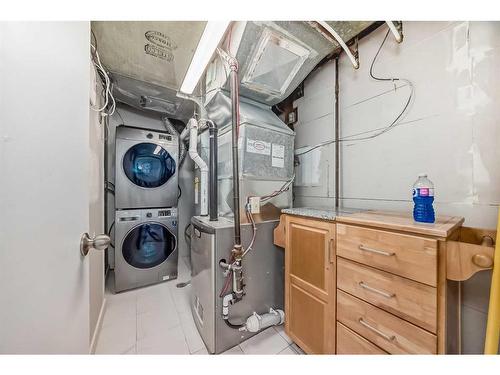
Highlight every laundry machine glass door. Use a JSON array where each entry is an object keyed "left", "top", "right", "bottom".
[
  {"left": 123, "top": 142, "right": 176, "bottom": 188},
  {"left": 122, "top": 223, "right": 176, "bottom": 269}
]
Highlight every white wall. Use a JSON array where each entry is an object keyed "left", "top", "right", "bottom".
[
  {"left": 106, "top": 104, "right": 194, "bottom": 264},
  {"left": 88, "top": 70, "right": 105, "bottom": 351},
  {"left": 0, "top": 22, "right": 92, "bottom": 353},
  {"left": 293, "top": 21, "right": 500, "bottom": 353}
]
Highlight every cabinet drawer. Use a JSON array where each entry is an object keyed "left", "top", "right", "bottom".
[
  {"left": 337, "top": 258, "right": 437, "bottom": 333},
  {"left": 337, "top": 322, "right": 387, "bottom": 354},
  {"left": 337, "top": 290, "right": 437, "bottom": 354},
  {"left": 336, "top": 224, "right": 437, "bottom": 286}
]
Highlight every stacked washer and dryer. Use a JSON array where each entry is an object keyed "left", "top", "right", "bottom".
[{"left": 113, "top": 125, "right": 180, "bottom": 292}]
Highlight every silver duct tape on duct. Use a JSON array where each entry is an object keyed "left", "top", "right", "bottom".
[
  {"left": 111, "top": 73, "right": 196, "bottom": 120},
  {"left": 206, "top": 91, "right": 295, "bottom": 223},
  {"left": 205, "top": 21, "right": 375, "bottom": 106}
]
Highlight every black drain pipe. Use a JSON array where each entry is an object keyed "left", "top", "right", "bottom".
[
  {"left": 209, "top": 123, "right": 218, "bottom": 221},
  {"left": 229, "top": 58, "right": 242, "bottom": 254}
]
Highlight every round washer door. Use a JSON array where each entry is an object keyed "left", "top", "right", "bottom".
[
  {"left": 122, "top": 223, "right": 176, "bottom": 269},
  {"left": 123, "top": 142, "right": 176, "bottom": 188}
]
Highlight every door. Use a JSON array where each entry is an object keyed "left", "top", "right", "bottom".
[
  {"left": 284, "top": 215, "right": 336, "bottom": 354},
  {"left": 88, "top": 69, "right": 106, "bottom": 351},
  {"left": 0, "top": 22, "right": 99, "bottom": 353}
]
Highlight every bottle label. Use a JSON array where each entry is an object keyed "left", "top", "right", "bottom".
[{"left": 413, "top": 188, "right": 434, "bottom": 198}]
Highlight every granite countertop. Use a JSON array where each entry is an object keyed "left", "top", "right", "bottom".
[
  {"left": 281, "top": 207, "right": 464, "bottom": 238},
  {"left": 281, "top": 207, "right": 363, "bottom": 221}
]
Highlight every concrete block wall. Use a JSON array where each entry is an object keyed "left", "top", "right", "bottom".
[{"left": 293, "top": 21, "right": 500, "bottom": 353}]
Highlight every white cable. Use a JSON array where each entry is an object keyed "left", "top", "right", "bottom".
[
  {"left": 386, "top": 21, "right": 403, "bottom": 43},
  {"left": 90, "top": 43, "right": 115, "bottom": 116},
  {"left": 317, "top": 21, "right": 359, "bottom": 69}
]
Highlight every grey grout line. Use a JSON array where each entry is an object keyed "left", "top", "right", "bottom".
[{"left": 169, "top": 280, "right": 191, "bottom": 353}]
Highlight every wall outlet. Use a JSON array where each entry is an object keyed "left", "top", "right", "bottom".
[{"left": 249, "top": 196, "right": 261, "bottom": 214}]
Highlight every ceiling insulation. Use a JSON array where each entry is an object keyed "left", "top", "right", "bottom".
[{"left": 91, "top": 21, "right": 376, "bottom": 119}]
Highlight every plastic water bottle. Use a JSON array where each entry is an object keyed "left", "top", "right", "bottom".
[{"left": 412, "top": 173, "right": 435, "bottom": 223}]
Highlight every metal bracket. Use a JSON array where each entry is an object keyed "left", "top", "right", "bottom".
[
  {"left": 386, "top": 21, "right": 404, "bottom": 43},
  {"left": 315, "top": 21, "right": 360, "bottom": 69}
]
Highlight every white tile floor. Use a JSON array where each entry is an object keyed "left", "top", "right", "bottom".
[{"left": 95, "top": 257, "right": 303, "bottom": 355}]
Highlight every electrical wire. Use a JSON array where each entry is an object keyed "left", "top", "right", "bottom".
[
  {"left": 114, "top": 108, "right": 125, "bottom": 125},
  {"left": 90, "top": 41, "right": 116, "bottom": 117},
  {"left": 107, "top": 220, "right": 115, "bottom": 248},
  {"left": 295, "top": 28, "right": 414, "bottom": 157},
  {"left": 219, "top": 269, "right": 233, "bottom": 298},
  {"left": 239, "top": 174, "right": 295, "bottom": 260},
  {"left": 260, "top": 174, "right": 295, "bottom": 203}
]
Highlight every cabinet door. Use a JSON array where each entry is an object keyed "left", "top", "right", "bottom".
[{"left": 285, "top": 216, "right": 335, "bottom": 354}]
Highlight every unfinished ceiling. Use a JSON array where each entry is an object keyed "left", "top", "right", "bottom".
[
  {"left": 207, "top": 21, "right": 376, "bottom": 106},
  {"left": 92, "top": 21, "right": 376, "bottom": 119}
]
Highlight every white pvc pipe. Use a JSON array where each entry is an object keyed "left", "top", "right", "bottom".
[
  {"left": 187, "top": 118, "right": 209, "bottom": 216},
  {"left": 386, "top": 21, "right": 403, "bottom": 43},
  {"left": 317, "top": 21, "right": 359, "bottom": 69},
  {"left": 244, "top": 309, "right": 285, "bottom": 333},
  {"left": 180, "top": 125, "right": 190, "bottom": 142}
]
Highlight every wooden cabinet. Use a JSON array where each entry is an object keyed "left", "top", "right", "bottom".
[
  {"left": 336, "top": 224, "right": 438, "bottom": 286},
  {"left": 337, "top": 257, "right": 437, "bottom": 332},
  {"left": 336, "top": 322, "right": 387, "bottom": 354},
  {"left": 284, "top": 215, "right": 335, "bottom": 354},
  {"left": 278, "top": 210, "right": 464, "bottom": 355},
  {"left": 337, "top": 290, "right": 437, "bottom": 354}
]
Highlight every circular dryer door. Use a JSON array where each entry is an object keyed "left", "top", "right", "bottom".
[
  {"left": 122, "top": 223, "right": 176, "bottom": 269},
  {"left": 123, "top": 142, "right": 176, "bottom": 188}
]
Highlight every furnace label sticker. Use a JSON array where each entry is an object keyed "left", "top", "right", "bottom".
[
  {"left": 271, "top": 143, "right": 285, "bottom": 168},
  {"left": 246, "top": 139, "right": 271, "bottom": 155}
]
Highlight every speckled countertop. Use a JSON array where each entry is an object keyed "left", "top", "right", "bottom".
[
  {"left": 281, "top": 207, "right": 464, "bottom": 237},
  {"left": 281, "top": 207, "right": 363, "bottom": 221}
]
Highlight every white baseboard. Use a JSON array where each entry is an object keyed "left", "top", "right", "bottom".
[{"left": 89, "top": 297, "right": 107, "bottom": 354}]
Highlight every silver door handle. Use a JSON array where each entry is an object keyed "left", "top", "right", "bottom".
[
  {"left": 359, "top": 281, "right": 395, "bottom": 298},
  {"left": 359, "top": 244, "right": 395, "bottom": 257},
  {"left": 80, "top": 233, "right": 111, "bottom": 256},
  {"left": 358, "top": 318, "right": 396, "bottom": 341}
]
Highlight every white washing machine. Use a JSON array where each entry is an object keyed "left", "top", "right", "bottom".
[
  {"left": 114, "top": 208, "right": 178, "bottom": 292},
  {"left": 115, "top": 125, "right": 178, "bottom": 209}
]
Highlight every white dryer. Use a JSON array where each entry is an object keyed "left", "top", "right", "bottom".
[
  {"left": 115, "top": 125, "right": 178, "bottom": 209},
  {"left": 114, "top": 207, "right": 178, "bottom": 292}
]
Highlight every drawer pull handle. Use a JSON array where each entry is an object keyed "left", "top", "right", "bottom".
[
  {"left": 359, "top": 281, "right": 395, "bottom": 299},
  {"left": 359, "top": 318, "right": 396, "bottom": 342},
  {"left": 359, "top": 244, "right": 395, "bottom": 257}
]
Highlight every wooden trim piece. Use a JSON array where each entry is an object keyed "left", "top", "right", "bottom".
[
  {"left": 446, "top": 226, "right": 496, "bottom": 281},
  {"left": 273, "top": 214, "right": 286, "bottom": 248},
  {"left": 437, "top": 240, "right": 447, "bottom": 354}
]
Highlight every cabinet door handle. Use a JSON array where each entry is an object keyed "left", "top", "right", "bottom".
[
  {"left": 359, "top": 244, "right": 395, "bottom": 257},
  {"left": 359, "top": 281, "right": 395, "bottom": 299},
  {"left": 358, "top": 318, "right": 396, "bottom": 341},
  {"left": 329, "top": 238, "right": 334, "bottom": 264}
]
